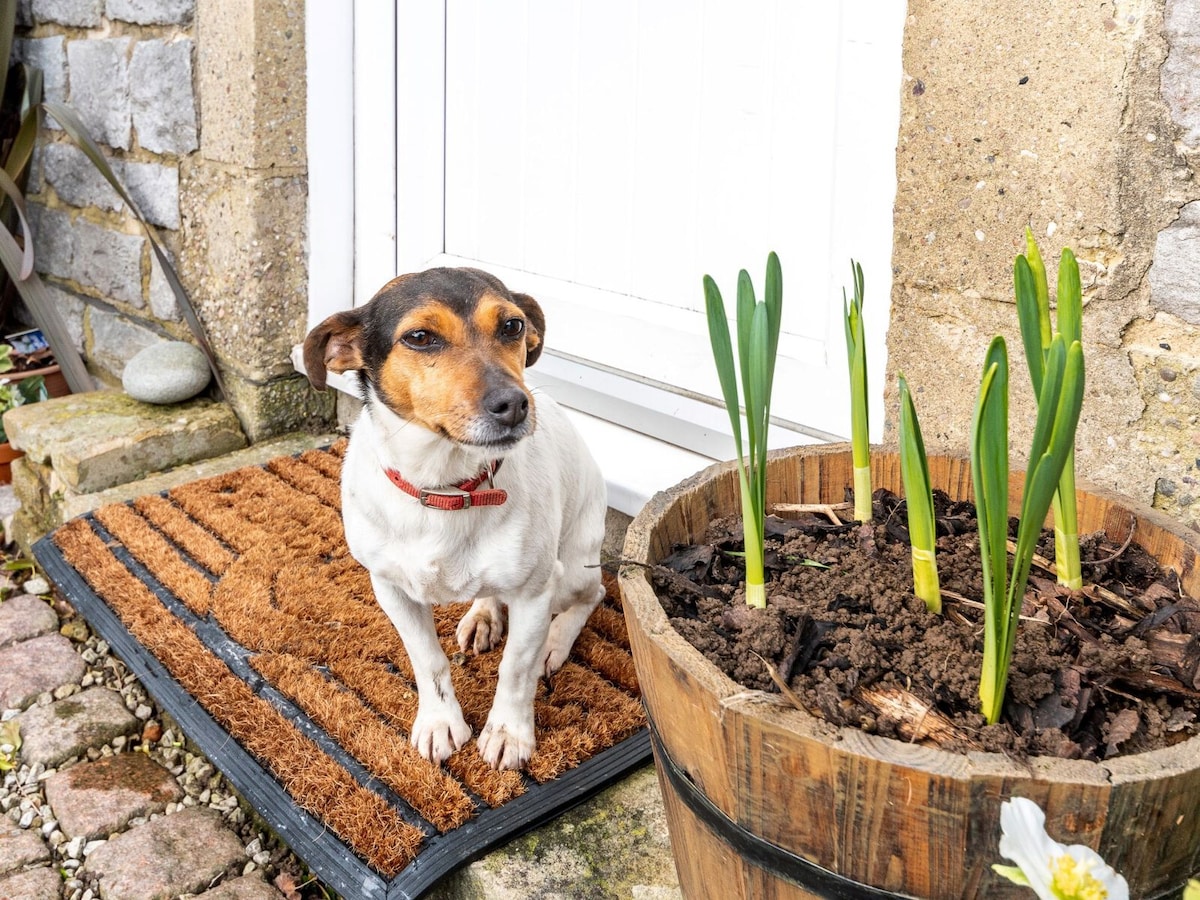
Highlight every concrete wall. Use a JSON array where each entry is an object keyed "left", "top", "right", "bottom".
[
  {"left": 14, "top": 0, "right": 331, "bottom": 441},
  {"left": 889, "top": 0, "right": 1200, "bottom": 530}
]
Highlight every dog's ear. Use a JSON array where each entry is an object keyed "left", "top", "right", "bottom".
[
  {"left": 510, "top": 292, "right": 545, "bottom": 367},
  {"left": 303, "top": 310, "right": 366, "bottom": 391}
]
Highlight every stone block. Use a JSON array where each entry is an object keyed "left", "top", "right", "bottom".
[
  {"left": 0, "top": 594, "right": 59, "bottom": 650},
  {"left": 12, "top": 37, "right": 67, "bottom": 105},
  {"left": 202, "top": 874, "right": 285, "bottom": 900},
  {"left": 428, "top": 765, "right": 680, "bottom": 900},
  {"left": 122, "top": 161, "right": 181, "bottom": 230},
  {"left": 66, "top": 39, "right": 132, "bottom": 151},
  {"left": 82, "top": 807, "right": 245, "bottom": 900},
  {"left": 197, "top": 0, "right": 305, "bottom": 168},
  {"left": 44, "top": 753, "right": 184, "bottom": 840},
  {"left": 0, "top": 816, "right": 50, "bottom": 875},
  {"left": 41, "top": 143, "right": 122, "bottom": 212},
  {"left": 1150, "top": 201, "right": 1200, "bottom": 325},
  {"left": 4, "top": 391, "right": 247, "bottom": 494},
  {"left": 29, "top": 206, "right": 74, "bottom": 281},
  {"left": 179, "top": 166, "right": 308, "bottom": 376},
  {"left": 0, "top": 866, "right": 60, "bottom": 900},
  {"left": 72, "top": 219, "right": 145, "bottom": 307},
  {"left": 31, "top": 0, "right": 101, "bottom": 26},
  {"left": 108, "top": 0, "right": 195, "bottom": 25},
  {"left": 43, "top": 284, "right": 86, "bottom": 355},
  {"left": 88, "top": 312, "right": 161, "bottom": 383},
  {"left": 16, "top": 687, "right": 139, "bottom": 769},
  {"left": 0, "top": 633, "right": 86, "bottom": 710},
  {"left": 223, "top": 372, "right": 336, "bottom": 443},
  {"left": 130, "top": 40, "right": 198, "bottom": 156},
  {"left": 1163, "top": 0, "right": 1200, "bottom": 148},
  {"left": 148, "top": 253, "right": 181, "bottom": 321}
]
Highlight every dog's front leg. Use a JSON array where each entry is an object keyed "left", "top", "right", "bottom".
[
  {"left": 371, "top": 576, "right": 472, "bottom": 764},
  {"left": 477, "top": 585, "right": 556, "bottom": 770}
]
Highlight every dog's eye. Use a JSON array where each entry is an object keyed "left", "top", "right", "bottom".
[
  {"left": 402, "top": 330, "right": 439, "bottom": 350},
  {"left": 500, "top": 318, "right": 524, "bottom": 339}
]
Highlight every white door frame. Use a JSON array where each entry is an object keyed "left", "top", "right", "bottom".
[{"left": 305, "top": 1, "right": 905, "bottom": 514}]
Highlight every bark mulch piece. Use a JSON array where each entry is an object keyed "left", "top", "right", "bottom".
[{"left": 34, "top": 442, "right": 649, "bottom": 900}]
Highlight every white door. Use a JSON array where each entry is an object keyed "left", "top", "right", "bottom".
[{"left": 306, "top": 0, "right": 906, "bottom": 512}]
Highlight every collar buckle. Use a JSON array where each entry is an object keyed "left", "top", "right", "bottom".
[{"left": 418, "top": 487, "right": 472, "bottom": 510}]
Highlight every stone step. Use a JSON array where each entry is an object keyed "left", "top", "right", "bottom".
[
  {"left": 82, "top": 806, "right": 247, "bottom": 900},
  {"left": 11, "top": 429, "right": 333, "bottom": 557},
  {"left": 44, "top": 753, "right": 185, "bottom": 841},
  {"left": 5, "top": 391, "right": 247, "bottom": 495},
  {"left": 0, "top": 634, "right": 86, "bottom": 711},
  {"left": 16, "top": 687, "right": 140, "bottom": 770}
]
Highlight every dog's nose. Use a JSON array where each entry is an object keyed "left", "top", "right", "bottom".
[{"left": 484, "top": 386, "right": 529, "bottom": 428}]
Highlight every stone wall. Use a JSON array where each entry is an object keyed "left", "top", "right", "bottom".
[
  {"left": 889, "top": 0, "right": 1200, "bottom": 530},
  {"left": 14, "top": 0, "right": 330, "bottom": 442}
]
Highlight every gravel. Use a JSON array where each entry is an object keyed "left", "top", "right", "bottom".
[{"left": 1, "top": 565, "right": 322, "bottom": 899}]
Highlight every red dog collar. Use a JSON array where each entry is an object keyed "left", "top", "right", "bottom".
[{"left": 383, "top": 460, "right": 507, "bottom": 510}]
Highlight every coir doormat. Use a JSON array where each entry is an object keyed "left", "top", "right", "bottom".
[{"left": 33, "top": 442, "right": 649, "bottom": 900}]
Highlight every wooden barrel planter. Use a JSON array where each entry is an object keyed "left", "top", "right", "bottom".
[{"left": 619, "top": 443, "right": 1200, "bottom": 899}]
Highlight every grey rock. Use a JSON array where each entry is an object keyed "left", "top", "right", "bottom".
[
  {"left": 0, "top": 633, "right": 86, "bottom": 710},
  {"left": 148, "top": 253, "right": 181, "bottom": 321},
  {"left": 122, "top": 161, "right": 181, "bottom": 229},
  {"left": 16, "top": 687, "right": 139, "bottom": 769},
  {"left": 0, "top": 594, "right": 59, "bottom": 650},
  {"left": 108, "top": 0, "right": 194, "bottom": 24},
  {"left": 0, "top": 866, "right": 60, "bottom": 899},
  {"left": 83, "top": 807, "right": 245, "bottom": 900},
  {"left": 28, "top": 206, "right": 75, "bottom": 281},
  {"left": 11, "top": 37, "right": 68, "bottom": 106},
  {"left": 74, "top": 219, "right": 145, "bottom": 307},
  {"left": 130, "top": 40, "right": 198, "bottom": 155},
  {"left": 1164, "top": 0, "right": 1200, "bottom": 147},
  {"left": 0, "top": 815, "right": 51, "bottom": 875},
  {"left": 1150, "top": 201, "right": 1200, "bottom": 325},
  {"left": 123, "top": 341, "right": 211, "bottom": 404},
  {"left": 89, "top": 310, "right": 161, "bottom": 384},
  {"left": 67, "top": 39, "right": 132, "bottom": 151},
  {"left": 42, "top": 143, "right": 123, "bottom": 212},
  {"left": 202, "top": 874, "right": 287, "bottom": 900},
  {"left": 32, "top": 0, "right": 101, "bottom": 26},
  {"left": 44, "top": 753, "right": 184, "bottom": 840}
]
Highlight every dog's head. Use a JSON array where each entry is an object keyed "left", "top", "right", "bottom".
[{"left": 303, "top": 267, "right": 545, "bottom": 448}]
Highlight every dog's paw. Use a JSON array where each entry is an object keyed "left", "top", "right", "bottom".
[
  {"left": 477, "top": 718, "right": 535, "bottom": 770},
  {"left": 410, "top": 711, "right": 472, "bottom": 765},
  {"left": 456, "top": 598, "right": 506, "bottom": 654}
]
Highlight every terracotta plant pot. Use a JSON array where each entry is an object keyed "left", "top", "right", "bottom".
[
  {"left": 619, "top": 443, "right": 1200, "bottom": 899},
  {"left": 0, "top": 440, "right": 22, "bottom": 485},
  {"left": 10, "top": 362, "right": 69, "bottom": 398}
]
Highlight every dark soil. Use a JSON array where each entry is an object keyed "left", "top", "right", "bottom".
[{"left": 652, "top": 489, "right": 1200, "bottom": 761}]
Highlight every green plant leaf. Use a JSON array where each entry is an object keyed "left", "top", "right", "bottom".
[
  {"left": 1014, "top": 256, "right": 1044, "bottom": 398},
  {"left": 703, "top": 274, "right": 744, "bottom": 464},
  {"left": 1056, "top": 248, "right": 1082, "bottom": 345},
  {"left": 898, "top": 372, "right": 940, "bottom": 612}
]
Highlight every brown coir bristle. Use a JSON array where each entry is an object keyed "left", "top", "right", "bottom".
[
  {"left": 251, "top": 652, "right": 476, "bottom": 832},
  {"left": 131, "top": 494, "right": 234, "bottom": 577},
  {"left": 94, "top": 504, "right": 213, "bottom": 616},
  {"left": 53, "top": 518, "right": 425, "bottom": 876}
]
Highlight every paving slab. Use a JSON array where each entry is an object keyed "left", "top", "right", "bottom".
[
  {"left": 0, "top": 815, "right": 50, "bottom": 875},
  {"left": 83, "top": 807, "right": 245, "bottom": 900},
  {"left": 0, "top": 634, "right": 86, "bottom": 710},
  {"left": 5, "top": 391, "right": 247, "bottom": 494},
  {"left": 16, "top": 687, "right": 139, "bottom": 769},
  {"left": 202, "top": 874, "right": 285, "bottom": 899},
  {"left": 0, "top": 865, "right": 60, "bottom": 900},
  {"left": 44, "top": 753, "right": 184, "bottom": 840},
  {"left": 0, "top": 595, "right": 58, "bottom": 650}
]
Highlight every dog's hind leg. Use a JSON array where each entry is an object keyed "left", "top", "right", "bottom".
[
  {"left": 456, "top": 596, "right": 506, "bottom": 654},
  {"left": 541, "top": 574, "right": 604, "bottom": 675}
]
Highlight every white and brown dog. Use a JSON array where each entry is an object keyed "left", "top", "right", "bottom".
[{"left": 303, "top": 267, "right": 606, "bottom": 770}]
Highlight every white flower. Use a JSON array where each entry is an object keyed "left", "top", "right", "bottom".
[{"left": 993, "top": 797, "right": 1128, "bottom": 900}]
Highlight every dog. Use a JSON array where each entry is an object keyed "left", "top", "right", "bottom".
[{"left": 303, "top": 267, "right": 607, "bottom": 770}]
